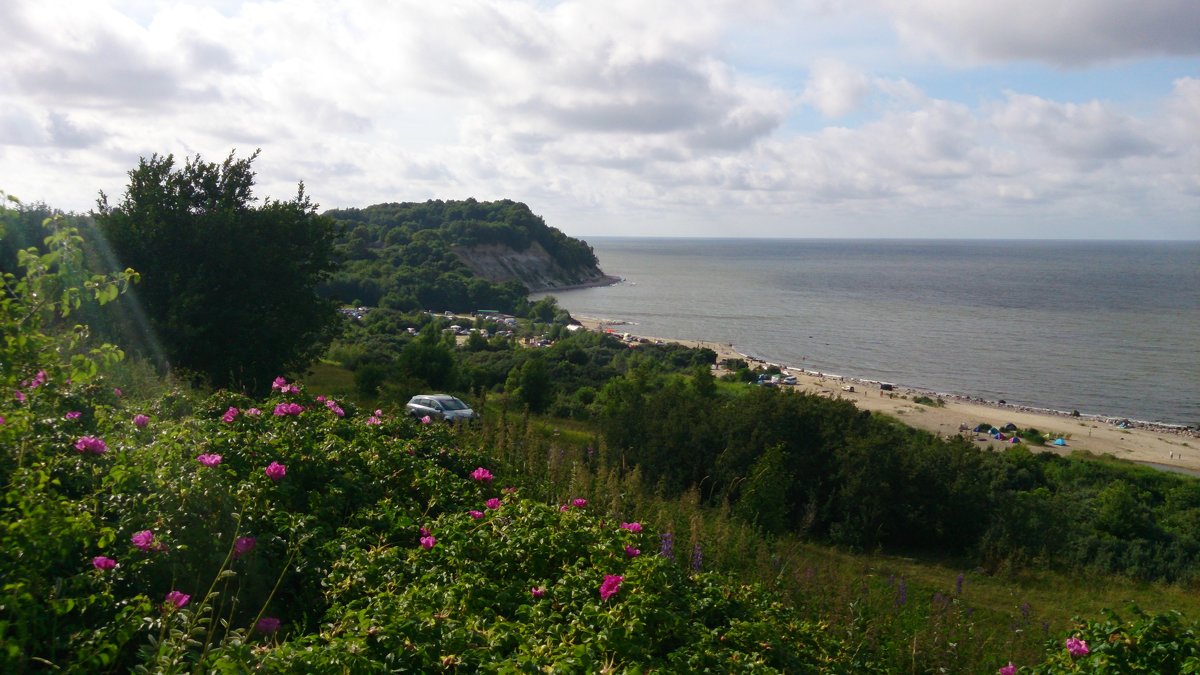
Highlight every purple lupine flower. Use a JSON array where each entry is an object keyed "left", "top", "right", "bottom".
[
  {"left": 255, "top": 617, "right": 281, "bottom": 633},
  {"left": 660, "top": 532, "right": 674, "bottom": 559},
  {"left": 691, "top": 543, "right": 703, "bottom": 571}
]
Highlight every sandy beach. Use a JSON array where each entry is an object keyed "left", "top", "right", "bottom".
[{"left": 576, "top": 317, "right": 1200, "bottom": 475}]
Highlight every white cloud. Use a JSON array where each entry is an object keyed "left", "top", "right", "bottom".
[
  {"left": 990, "top": 94, "right": 1161, "bottom": 163},
  {"left": 0, "top": 0, "right": 1195, "bottom": 238},
  {"left": 883, "top": 0, "right": 1200, "bottom": 66},
  {"left": 802, "top": 58, "right": 871, "bottom": 117}
]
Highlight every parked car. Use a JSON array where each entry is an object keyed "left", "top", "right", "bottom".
[{"left": 405, "top": 394, "right": 478, "bottom": 423}]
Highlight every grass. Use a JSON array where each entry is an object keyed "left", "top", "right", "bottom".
[{"left": 302, "top": 361, "right": 360, "bottom": 401}]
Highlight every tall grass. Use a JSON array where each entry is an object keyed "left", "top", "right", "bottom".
[{"left": 470, "top": 407, "right": 1200, "bottom": 672}]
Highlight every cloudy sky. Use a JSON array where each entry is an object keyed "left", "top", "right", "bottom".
[{"left": 1, "top": 0, "right": 1197, "bottom": 239}]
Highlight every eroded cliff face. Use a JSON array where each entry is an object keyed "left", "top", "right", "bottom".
[{"left": 452, "top": 242, "right": 617, "bottom": 292}]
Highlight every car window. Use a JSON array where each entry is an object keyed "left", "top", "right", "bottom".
[{"left": 441, "top": 398, "right": 468, "bottom": 411}]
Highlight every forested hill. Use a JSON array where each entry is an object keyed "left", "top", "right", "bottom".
[{"left": 321, "top": 199, "right": 614, "bottom": 313}]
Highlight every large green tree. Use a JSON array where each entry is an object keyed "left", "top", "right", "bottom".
[{"left": 96, "top": 151, "right": 339, "bottom": 392}]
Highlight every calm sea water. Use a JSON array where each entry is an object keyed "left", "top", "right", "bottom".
[{"left": 540, "top": 239, "right": 1200, "bottom": 427}]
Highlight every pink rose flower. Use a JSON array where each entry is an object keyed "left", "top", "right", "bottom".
[
  {"left": 222, "top": 407, "right": 239, "bottom": 423},
  {"left": 572, "top": 498, "right": 587, "bottom": 508},
  {"left": 233, "top": 536, "right": 256, "bottom": 559},
  {"left": 599, "top": 575, "right": 623, "bottom": 601},
  {"left": 246, "top": 407, "right": 262, "bottom": 416},
  {"left": 471, "top": 467, "right": 494, "bottom": 483},
  {"left": 131, "top": 529, "right": 157, "bottom": 551},
  {"left": 620, "top": 522, "right": 642, "bottom": 532},
  {"left": 625, "top": 546, "right": 640, "bottom": 558},
  {"left": 420, "top": 535, "right": 436, "bottom": 549},
  {"left": 133, "top": 414, "right": 150, "bottom": 428},
  {"left": 485, "top": 498, "right": 501, "bottom": 510},
  {"left": 197, "top": 453, "right": 223, "bottom": 467},
  {"left": 165, "top": 590, "right": 190, "bottom": 608},
  {"left": 531, "top": 587, "right": 545, "bottom": 598},
  {"left": 65, "top": 411, "right": 81, "bottom": 420},
  {"left": 1066, "top": 637, "right": 1089, "bottom": 657},
  {"left": 999, "top": 663, "right": 1016, "bottom": 675},
  {"left": 264, "top": 462, "right": 286, "bottom": 481},
  {"left": 92, "top": 555, "right": 116, "bottom": 570},
  {"left": 420, "top": 415, "right": 432, "bottom": 425},
  {"left": 469, "top": 510, "right": 484, "bottom": 520},
  {"left": 74, "top": 436, "right": 108, "bottom": 454},
  {"left": 273, "top": 402, "right": 304, "bottom": 416}
]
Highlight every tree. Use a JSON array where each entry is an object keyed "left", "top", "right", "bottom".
[{"left": 95, "top": 151, "right": 339, "bottom": 392}]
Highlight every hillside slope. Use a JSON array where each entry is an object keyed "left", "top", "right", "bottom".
[{"left": 322, "top": 199, "right": 613, "bottom": 312}]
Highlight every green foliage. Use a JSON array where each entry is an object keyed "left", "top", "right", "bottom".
[
  {"left": 589, "top": 366, "right": 1200, "bottom": 583},
  {"left": 8, "top": 188, "right": 1200, "bottom": 672},
  {"left": 1027, "top": 608, "right": 1200, "bottom": 673},
  {"left": 322, "top": 199, "right": 603, "bottom": 314},
  {"left": 94, "top": 151, "right": 340, "bottom": 393}
]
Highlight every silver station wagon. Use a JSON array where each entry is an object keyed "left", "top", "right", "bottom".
[{"left": 405, "top": 394, "right": 478, "bottom": 423}]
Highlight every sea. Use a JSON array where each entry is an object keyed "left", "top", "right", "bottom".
[{"left": 537, "top": 238, "right": 1200, "bottom": 428}]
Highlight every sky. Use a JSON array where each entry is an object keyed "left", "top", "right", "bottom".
[{"left": 1, "top": 0, "right": 1198, "bottom": 239}]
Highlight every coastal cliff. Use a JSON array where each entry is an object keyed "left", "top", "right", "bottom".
[
  {"left": 322, "top": 198, "right": 613, "bottom": 312},
  {"left": 452, "top": 241, "right": 617, "bottom": 292}
]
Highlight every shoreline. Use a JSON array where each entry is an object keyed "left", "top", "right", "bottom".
[
  {"left": 575, "top": 315, "right": 1200, "bottom": 475},
  {"left": 528, "top": 274, "right": 622, "bottom": 294}
]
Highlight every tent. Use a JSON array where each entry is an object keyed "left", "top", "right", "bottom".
[
  {"left": 1053, "top": 438, "right": 1067, "bottom": 446},
  {"left": 1010, "top": 437, "right": 1020, "bottom": 443},
  {"left": 1002, "top": 423, "right": 1018, "bottom": 432}
]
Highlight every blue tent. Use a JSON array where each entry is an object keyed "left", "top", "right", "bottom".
[{"left": 1053, "top": 438, "right": 1067, "bottom": 446}]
